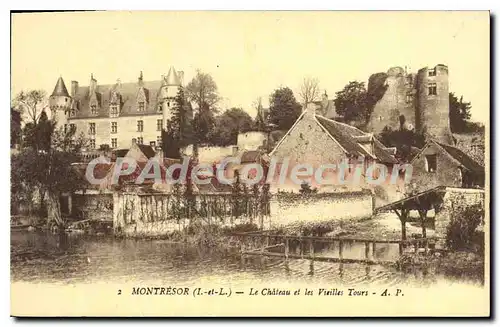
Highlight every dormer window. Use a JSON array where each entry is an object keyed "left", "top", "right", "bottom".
[
  {"left": 138, "top": 102, "right": 145, "bottom": 112},
  {"left": 110, "top": 104, "right": 119, "bottom": 117},
  {"left": 90, "top": 104, "right": 98, "bottom": 115},
  {"left": 428, "top": 69, "right": 436, "bottom": 77}
]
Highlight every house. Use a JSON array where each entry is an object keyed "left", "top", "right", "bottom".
[
  {"left": 269, "top": 103, "right": 399, "bottom": 192},
  {"left": 408, "top": 140, "right": 485, "bottom": 193}
]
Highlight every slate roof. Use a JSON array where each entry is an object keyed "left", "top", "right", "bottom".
[
  {"left": 51, "top": 77, "right": 70, "bottom": 97},
  {"left": 436, "top": 141, "right": 484, "bottom": 173},
  {"left": 69, "top": 79, "right": 165, "bottom": 119},
  {"left": 65, "top": 68, "right": 182, "bottom": 120}
]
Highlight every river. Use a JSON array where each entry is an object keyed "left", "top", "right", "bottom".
[{"left": 10, "top": 230, "right": 480, "bottom": 287}]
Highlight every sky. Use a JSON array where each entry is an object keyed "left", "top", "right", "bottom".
[{"left": 11, "top": 11, "right": 489, "bottom": 123}]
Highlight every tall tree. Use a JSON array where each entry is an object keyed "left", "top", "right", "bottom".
[
  {"left": 449, "top": 92, "right": 472, "bottom": 133},
  {"left": 10, "top": 108, "right": 21, "bottom": 149},
  {"left": 334, "top": 81, "right": 368, "bottom": 122},
  {"left": 269, "top": 87, "right": 302, "bottom": 130},
  {"left": 13, "top": 90, "right": 47, "bottom": 125},
  {"left": 209, "top": 108, "right": 254, "bottom": 146},
  {"left": 162, "top": 87, "right": 194, "bottom": 158},
  {"left": 252, "top": 97, "right": 267, "bottom": 132},
  {"left": 298, "top": 77, "right": 320, "bottom": 106},
  {"left": 185, "top": 69, "right": 221, "bottom": 112},
  {"left": 192, "top": 101, "right": 215, "bottom": 144}
]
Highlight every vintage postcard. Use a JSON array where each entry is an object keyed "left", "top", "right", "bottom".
[{"left": 10, "top": 11, "right": 490, "bottom": 317}]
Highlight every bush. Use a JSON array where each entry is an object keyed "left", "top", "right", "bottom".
[{"left": 446, "top": 203, "right": 484, "bottom": 251}]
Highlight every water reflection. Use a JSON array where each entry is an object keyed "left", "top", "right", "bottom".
[{"left": 10, "top": 230, "right": 479, "bottom": 287}]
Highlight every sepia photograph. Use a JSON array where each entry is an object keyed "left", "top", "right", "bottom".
[{"left": 9, "top": 10, "right": 490, "bottom": 317}]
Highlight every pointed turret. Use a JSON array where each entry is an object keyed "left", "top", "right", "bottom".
[
  {"left": 51, "top": 76, "right": 70, "bottom": 97},
  {"left": 165, "top": 66, "right": 181, "bottom": 86},
  {"left": 49, "top": 76, "right": 72, "bottom": 128}
]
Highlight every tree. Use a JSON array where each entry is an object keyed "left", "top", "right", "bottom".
[
  {"left": 334, "top": 81, "right": 368, "bottom": 122},
  {"left": 11, "top": 108, "right": 21, "bottom": 149},
  {"left": 11, "top": 110, "right": 88, "bottom": 227},
  {"left": 269, "top": 87, "right": 302, "bottom": 130},
  {"left": 185, "top": 69, "right": 221, "bottom": 111},
  {"left": 13, "top": 90, "right": 47, "bottom": 125},
  {"left": 253, "top": 97, "right": 267, "bottom": 132},
  {"left": 378, "top": 126, "right": 425, "bottom": 162},
  {"left": 162, "top": 87, "right": 194, "bottom": 158},
  {"left": 192, "top": 102, "right": 215, "bottom": 144},
  {"left": 298, "top": 77, "right": 320, "bottom": 106},
  {"left": 449, "top": 92, "right": 473, "bottom": 134},
  {"left": 209, "top": 108, "right": 254, "bottom": 146},
  {"left": 446, "top": 202, "right": 484, "bottom": 250}
]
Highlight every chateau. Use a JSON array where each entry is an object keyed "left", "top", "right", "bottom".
[
  {"left": 366, "top": 64, "right": 453, "bottom": 144},
  {"left": 49, "top": 66, "right": 188, "bottom": 150}
]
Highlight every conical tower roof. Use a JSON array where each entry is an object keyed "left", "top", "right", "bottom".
[
  {"left": 165, "top": 66, "right": 181, "bottom": 86},
  {"left": 51, "top": 76, "right": 70, "bottom": 97}
]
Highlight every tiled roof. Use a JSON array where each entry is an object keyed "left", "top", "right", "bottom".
[
  {"left": 136, "top": 144, "right": 156, "bottom": 159},
  {"left": 317, "top": 115, "right": 397, "bottom": 164},
  {"left": 436, "top": 142, "right": 484, "bottom": 173},
  {"left": 315, "top": 115, "right": 373, "bottom": 158},
  {"left": 240, "top": 150, "right": 261, "bottom": 163},
  {"left": 51, "top": 77, "right": 70, "bottom": 97}
]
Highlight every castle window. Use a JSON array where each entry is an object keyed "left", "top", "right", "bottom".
[
  {"left": 157, "top": 119, "right": 163, "bottom": 131},
  {"left": 111, "top": 122, "right": 117, "bottom": 134},
  {"left": 89, "top": 139, "right": 96, "bottom": 149},
  {"left": 157, "top": 135, "right": 162, "bottom": 145},
  {"left": 64, "top": 124, "right": 68, "bottom": 134},
  {"left": 90, "top": 104, "right": 98, "bottom": 115},
  {"left": 157, "top": 104, "right": 163, "bottom": 113},
  {"left": 428, "top": 83, "right": 437, "bottom": 96},
  {"left": 137, "top": 137, "right": 143, "bottom": 145},
  {"left": 137, "top": 120, "right": 144, "bottom": 132},
  {"left": 89, "top": 123, "right": 96, "bottom": 135},
  {"left": 406, "top": 93, "right": 412, "bottom": 103},
  {"left": 70, "top": 124, "right": 76, "bottom": 133},
  {"left": 111, "top": 138, "right": 117, "bottom": 148},
  {"left": 110, "top": 105, "right": 119, "bottom": 117},
  {"left": 138, "top": 102, "right": 145, "bottom": 112},
  {"left": 428, "top": 69, "right": 436, "bottom": 77},
  {"left": 425, "top": 154, "right": 437, "bottom": 172}
]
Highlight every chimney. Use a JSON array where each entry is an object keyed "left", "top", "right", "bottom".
[
  {"left": 138, "top": 71, "right": 143, "bottom": 86},
  {"left": 71, "top": 81, "right": 79, "bottom": 97},
  {"left": 89, "top": 73, "right": 97, "bottom": 94}
]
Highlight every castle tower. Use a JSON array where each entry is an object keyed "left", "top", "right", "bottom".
[
  {"left": 159, "top": 66, "right": 182, "bottom": 129},
  {"left": 367, "top": 66, "right": 417, "bottom": 133},
  {"left": 49, "top": 76, "right": 71, "bottom": 129},
  {"left": 416, "top": 64, "right": 453, "bottom": 144}
]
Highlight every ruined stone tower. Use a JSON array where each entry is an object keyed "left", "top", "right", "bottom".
[
  {"left": 49, "top": 76, "right": 71, "bottom": 128},
  {"left": 415, "top": 64, "right": 453, "bottom": 144},
  {"left": 367, "top": 64, "right": 453, "bottom": 145}
]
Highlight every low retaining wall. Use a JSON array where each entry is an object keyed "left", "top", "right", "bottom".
[{"left": 113, "top": 192, "right": 271, "bottom": 237}]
